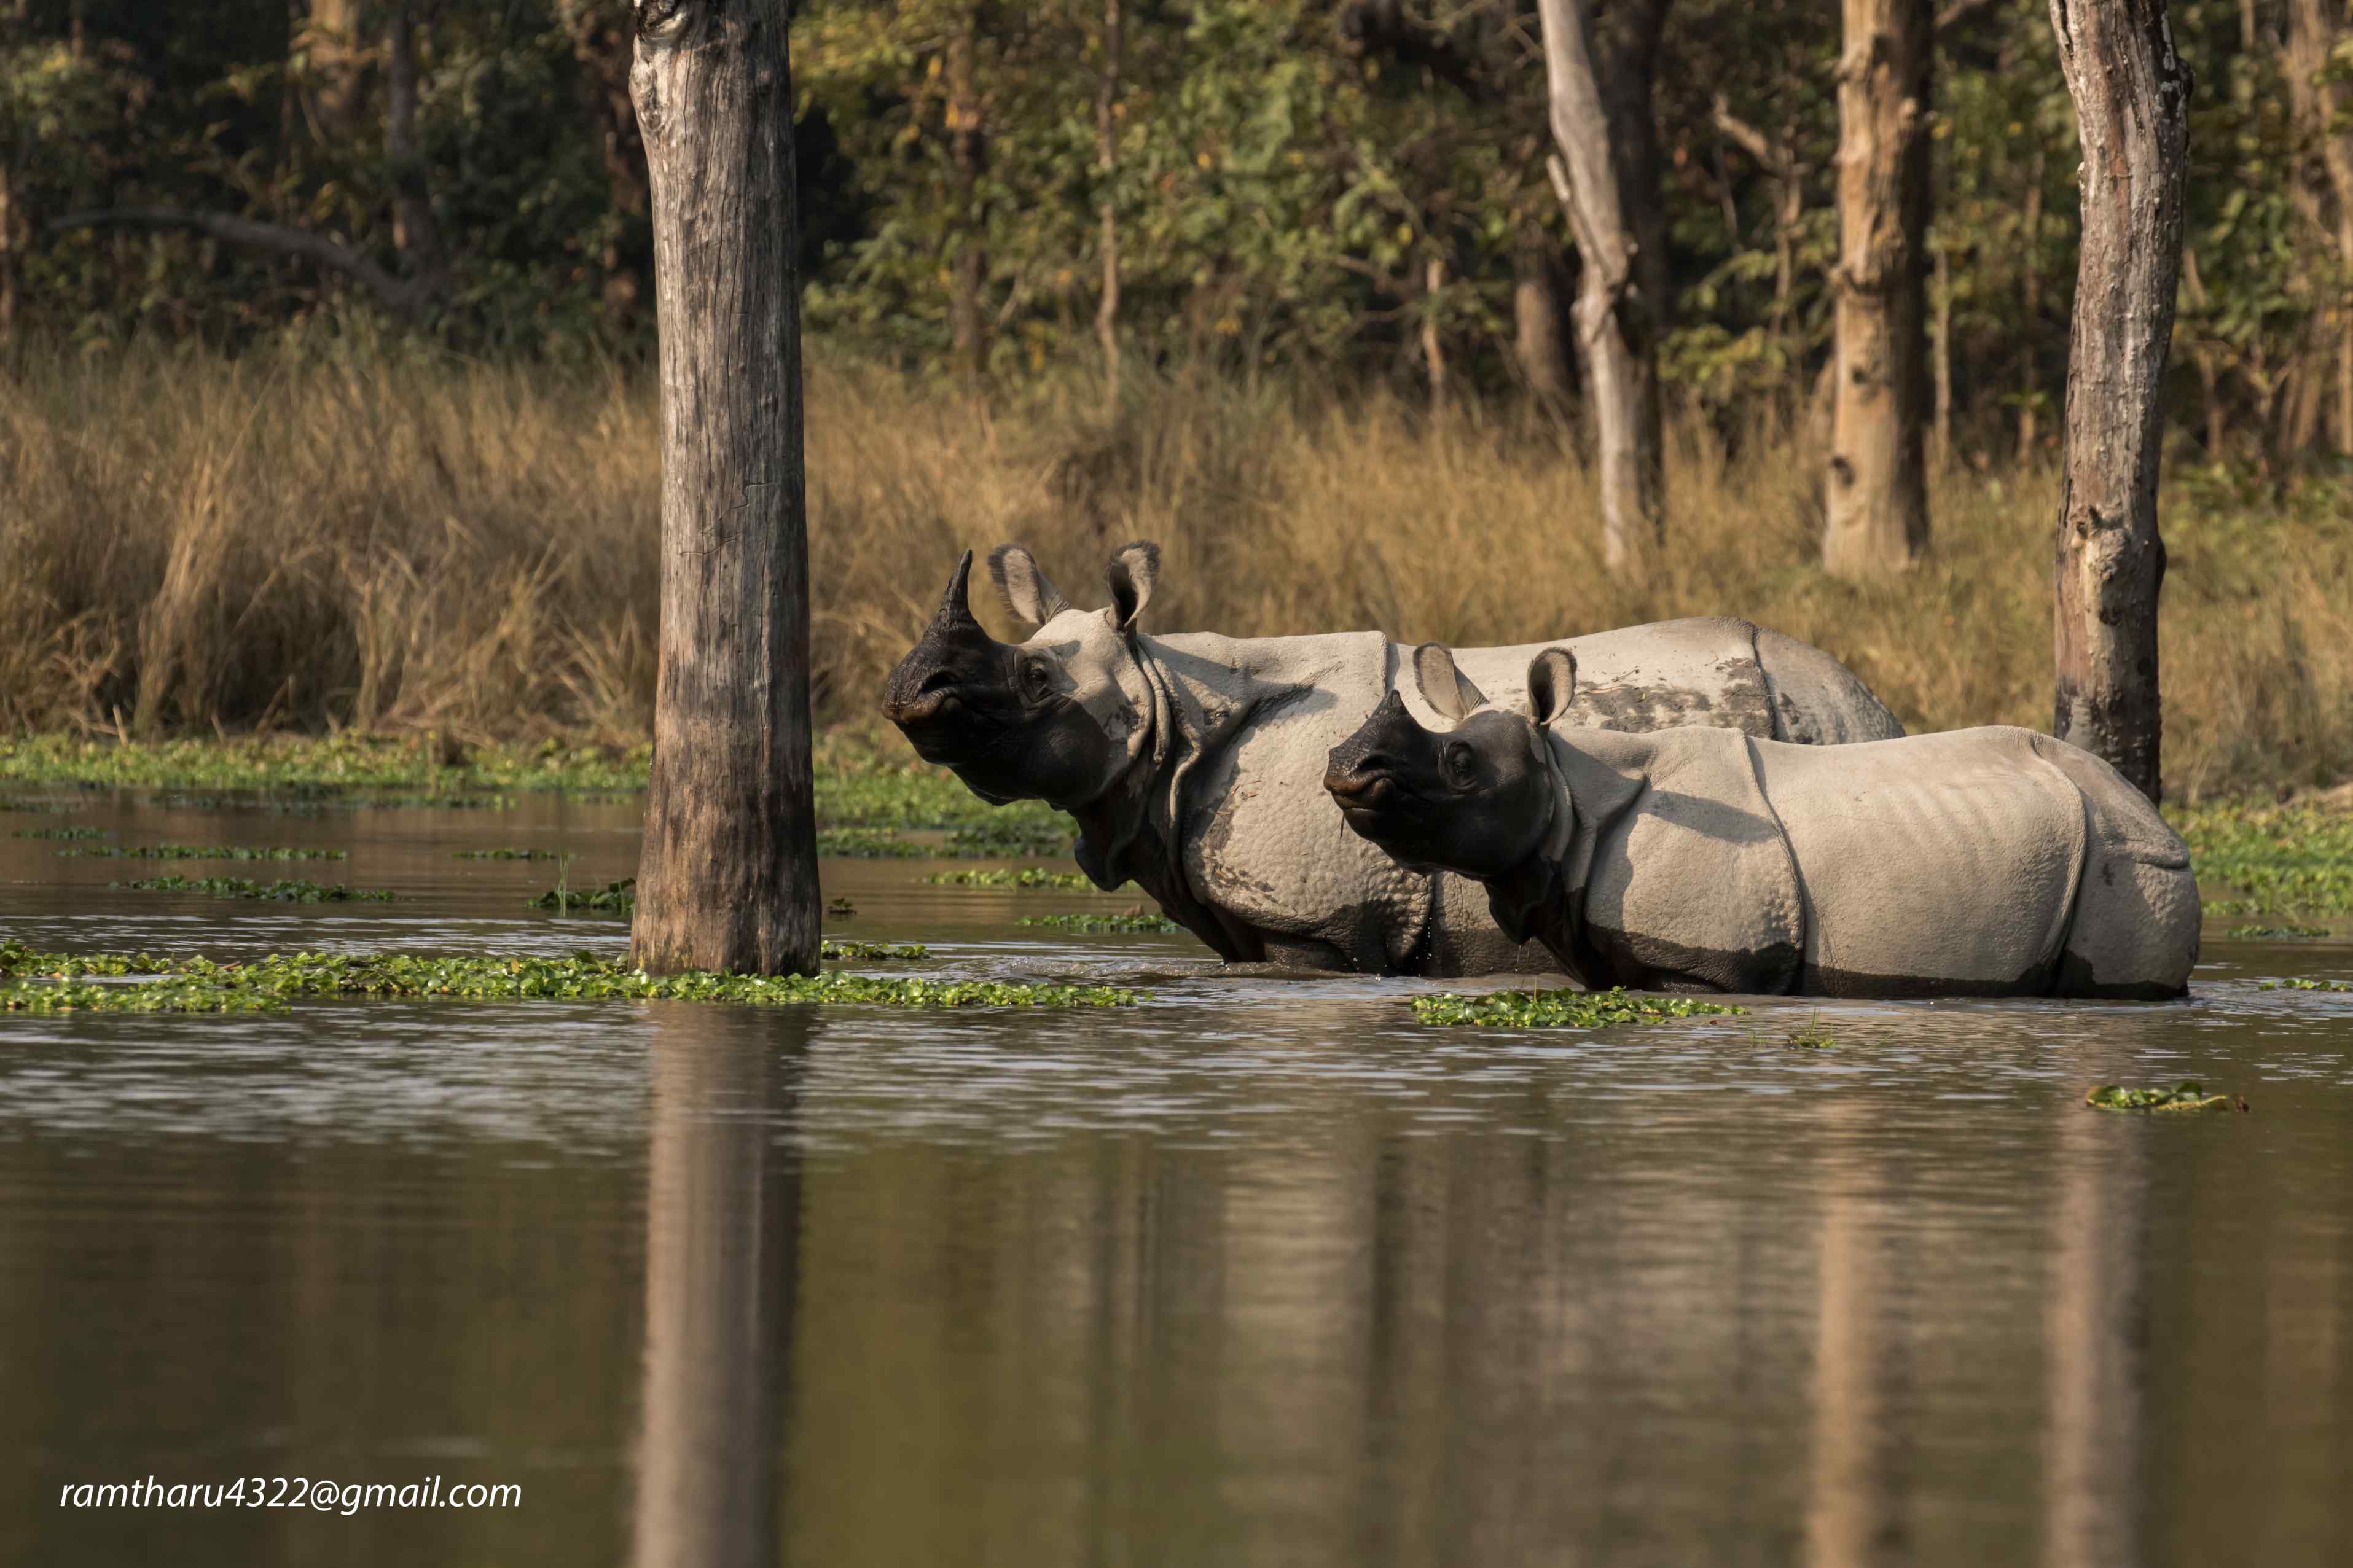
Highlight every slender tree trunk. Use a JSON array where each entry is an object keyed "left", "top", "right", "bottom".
[
  {"left": 2050, "top": 0, "right": 2191, "bottom": 804},
  {"left": 1095, "top": 0, "right": 1121, "bottom": 396},
  {"left": 1513, "top": 232, "right": 1575, "bottom": 406},
  {"left": 2289, "top": 0, "right": 2353, "bottom": 454},
  {"left": 1932, "top": 241, "right": 1952, "bottom": 470},
  {"left": 1421, "top": 256, "right": 1448, "bottom": 399},
  {"left": 301, "top": 0, "right": 370, "bottom": 141},
  {"left": 629, "top": 0, "right": 820, "bottom": 975},
  {"left": 1824, "top": 0, "right": 1933, "bottom": 576},
  {"left": 2018, "top": 150, "right": 2045, "bottom": 459},
  {"left": 1537, "top": 0, "right": 1670, "bottom": 572},
  {"left": 385, "top": 2, "right": 447, "bottom": 299},
  {"left": 946, "top": 14, "right": 988, "bottom": 386}
]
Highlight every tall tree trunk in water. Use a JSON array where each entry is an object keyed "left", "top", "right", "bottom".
[
  {"left": 1095, "top": 0, "right": 1121, "bottom": 397},
  {"left": 2049, "top": 0, "right": 2190, "bottom": 804},
  {"left": 1513, "top": 232, "right": 1575, "bottom": 407},
  {"left": 1825, "top": 0, "right": 1932, "bottom": 576},
  {"left": 385, "top": 3, "right": 447, "bottom": 300},
  {"left": 628, "top": 0, "right": 820, "bottom": 975},
  {"left": 2289, "top": 0, "right": 2353, "bottom": 454},
  {"left": 1537, "top": 0, "right": 1670, "bottom": 572},
  {"left": 947, "top": 14, "right": 988, "bottom": 386}
]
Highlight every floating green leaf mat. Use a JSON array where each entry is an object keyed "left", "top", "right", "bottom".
[
  {"left": 63, "top": 844, "right": 347, "bottom": 861},
  {"left": 818, "top": 940, "right": 928, "bottom": 961},
  {"left": 453, "top": 848, "right": 566, "bottom": 860},
  {"left": 2179, "top": 803, "right": 2353, "bottom": 918},
  {"left": 528, "top": 877, "right": 635, "bottom": 914},
  {"left": 2085, "top": 1082, "right": 2233, "bottom": 1112},
  {"left": 0, "top": 945, "right": 1134, "bottom": 1015},
  {"left": 1018, "top": 912, "right": 1187, "bottom": 934},
  {"left": 115, "top": 875, "right": 394, "bottom": 902},
  {"left": 1412, "top": 986, "right": 1747, "bottom": 1029},
  {"left": 2227, "top": 924, "right": 2331, "bottom": 939},
  {"left": 815, "top": 827, "right": 933, "bottom": 859},
  {"left": 12, "top": 826, "right": 109, "bottom": 840},
  {"left": 2258, "top": 978, "right": 2353, "bottom": 992},
  {"left": 926, "top": 867, "right": 1102, "bottom": 891}
]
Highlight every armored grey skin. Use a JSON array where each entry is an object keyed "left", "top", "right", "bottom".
[
  {"left": 1325, "top": 644, "right": 2200, "bottom": 998},
  {"left": 881, "top": 542, "right": 1905, "bottom": 975}
]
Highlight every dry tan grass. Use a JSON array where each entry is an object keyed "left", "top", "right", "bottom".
[{"left": 2, "top": 341, "right": 2345, "bottom": 797}]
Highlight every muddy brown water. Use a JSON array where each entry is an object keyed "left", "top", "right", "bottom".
[{"left": 2, "top": 793, "right": 2351, "bottom": 1567}]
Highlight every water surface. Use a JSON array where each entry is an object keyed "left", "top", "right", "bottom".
[{"left": 4, "top": 794, "right": 2350, "bottom": 1566}]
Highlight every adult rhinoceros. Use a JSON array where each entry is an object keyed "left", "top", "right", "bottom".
[
  {"left": 880, "top": 542, "right": 1905, "bottom": 975},
  {"left": 1324, "top": 644, "right": 2199, "bottom": 997}
]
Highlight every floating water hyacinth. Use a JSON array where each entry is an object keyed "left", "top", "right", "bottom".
[
  {"left": 926, "top": 867, "right": 1101, "bottom": 891},
  {"left": 1412, "top": 986, "right": 1745, "bottom": 1029},
  {"left": 2084, "top": 1082, "right": 2235, "bottom": 1112},
  {"left": 2228, "top": 924, "right": 2331, "bottom": 939},
  {"left": 0, "top": 945, "right": 1135, "bottom": 1015},
  {"left": 114, "top": 874, "right": 393, "bottom": 902},
  {"left": 2258, "top": 978, "right": 2353, "bottom": 992},
  {"left": 1019, "top": 911, "right": 1186, "bottom": 934},
  {"left": 14, "top": 825, "right": 109, "bottom": 840},
  {"left": 63, "top": 844, "right": 346, "bottom": 860}
]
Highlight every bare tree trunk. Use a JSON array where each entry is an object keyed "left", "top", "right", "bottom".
[
  {"left": 1824, "top": 0, "right": 1932, "bottom": 576},
  {"left": 1537, "top": 0, "right": 1670, "bottom": 572},
  {"left": 2050, "top": 0, "right": 2191, "bottom": 804},
  {"left": 300, "top": 0, "right": 370, "bottom": 142},
  {"left": 2018, "top": 150, "right": 2045, "bottom": 459},
  {"left": 1513, "top": 232, "right": 1575, "bottom": 406},
  {"left": 1095, "top": 0, "right": 1121, "bottom": 396},
  {"left": 1421, "top": 256, "right": 1447, "bottom": 399},
  {"left": 629, "top": 0, "right": 820, "bottom": 975},
  {"left": 2289, "top": 0, "right": 2353, "bottom": 454},
  {"left": 946, "top": 14, "right": 988, "bottom": 386},
  {"left": 1932, "top": 241, "right": 1953, "bottom": 469},
  {"left": 385, "top": 2, "right": 447, "bottom": 299}
]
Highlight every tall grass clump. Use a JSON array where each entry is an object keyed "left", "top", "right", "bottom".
[{"left": 3, "top": 339, "right": 2347, "bottom": 797}]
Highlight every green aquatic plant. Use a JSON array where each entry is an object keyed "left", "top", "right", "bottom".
[
  {"left": 2177, "top": 802, "right": 2353, "bottom": 918},
  {"left": 818, "top": 939, "right": 930, "bottom": 961},
  {"left": 815, "top": 827, "right": 933, "bottom": 859},
  {"left": 528, "top": 872, "right": 633, "bottom": 914},
  {"left": 12, "top": 825, "right": 109, "bottom": 840},
  {"left": 114, "top": 874, "right": 394, "bottom": 902},
  {"left": 0, "top": 945, "right": 1137, "bottom": 1015},
  {"left": 2084, "top": 1082, "right": 2233, "bottom": 1112},
  {"left": 926, "top": 867, "right": 1102, "bottom": 891},
  {"left": 2226, "top": 924, "right": 2331, "bottom": 939},
  {"left": 1782, "top": 1012, "right": 1838, "bottom": 1050},
  {"left": 0, "top": 735, "right": 646, "bottom": 793},
  {"left": 1017, "top": 911, "right": 1187, "bottom": 934},
  {"left": 946, "top": 821, "right": 1075, "bottom": 856},
  {"left": 1412, "top": 986, "right": 1747, "bottom": 1029},
  {"left": 452, "top": 847, "right": 565, "bottom": 860},
  {"left": 2257, "top": 978, "right": 2353, "bottom": 992},
  {"left": 60, "top": 844, "right": 347, "bottom": 861}
]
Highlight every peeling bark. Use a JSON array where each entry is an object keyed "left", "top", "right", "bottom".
[
  {"left": 2050, "top": 0, "right": 2191, "bottom": 803},
  {"left": 1537, "top": 0, "right": 1671, "bottom": 572},
  {"left": 628, "top": 0, "right": 820, "bottom": 975},
  {"left": 1824, "top": 0, "right": 1932, "bottom": 576}
]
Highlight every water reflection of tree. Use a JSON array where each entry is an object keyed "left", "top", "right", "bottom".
[{"left": 632, "top": 1005, "right": 807, "bottom": 1568}]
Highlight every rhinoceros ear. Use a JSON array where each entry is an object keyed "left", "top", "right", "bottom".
[
  {"left": 1526, "top": 646, "right": 1578, "bottom": 727},
  {"left": 1105, "top": 540, "right": 1159, "bottom": 634},
  {"left": 988, "top": 544, "right": 1071, "bottom": 629},
  {"left": 1412, "top": 642, "right": 1488, "bottom": 725}
]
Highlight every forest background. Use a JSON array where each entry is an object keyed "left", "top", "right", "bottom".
[{"left": 1, "top": 0, "right": 2347, "bottom": 800}]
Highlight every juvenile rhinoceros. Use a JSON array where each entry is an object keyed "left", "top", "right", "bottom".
[
  {"left": 1323, "top": 643, "right": 2200, "bottom": 997},
  {"left": 881, "top": 542, "right": 1905, "bottom": 975}
]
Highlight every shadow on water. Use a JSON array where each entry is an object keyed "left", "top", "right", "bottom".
[{"left": 2, "top": 795, "right": 2352, "bottom": 1565}]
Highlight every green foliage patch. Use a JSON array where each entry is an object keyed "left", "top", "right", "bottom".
[
  {"left": 12, "top": 825, "right": 109, "bottom": 840},
  {"left": 2257, "top": 978, "right": 2353, "bottom": 992},
  {"left": 115, "top": 874, "right": 394, "bottom": 903},
  {"left": 2226, "top": 924, "right": 2331, "bottom": 939},
  {"left": 0, "top": 735, "right": 644, "bottom": 793},
  {"left": 527, "top": 877, "right": 635, "bottom": 914},
  {"left": 2085, "top": 1082, "right": 2232, "bottom": 1112},
  {"left": 818, "top": 940, "right": 930, "bottom": 961},
  {"left": 452, "top": 848, "right": 565, "bottom": 860},
  {"left": 926, "top": 867, "right": 1102, "bottom": 891},
  {"left": 1018, "top": 912, "right": 1188, "bottom": 934},
  {"left": 0, "top": 945, "right": 1137, "bottom": 1015},
  {"left": 2178, "top": 803, "right": 2353, "bottom": 918},
  {"left": 1412, "top": 986, "right": 1747, "bottom": 1029}
]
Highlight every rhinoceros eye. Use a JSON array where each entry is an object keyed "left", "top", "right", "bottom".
[
  {"left": 1020, "top": 658, "right": 1054, "bottom": 700},
  {"left": 1443, "top": 741, "right": 1476, "bottom": 787}
]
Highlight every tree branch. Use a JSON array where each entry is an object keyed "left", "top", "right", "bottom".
[
  {"left": 1710, "top": 95, "right": 1795, "bottom": 179},
  {"left": 1935, "top": 0, "right": 2001, "bottom": 39},
  {"left": 47, "top": 207, "right": 425, "bottom": 318}
]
